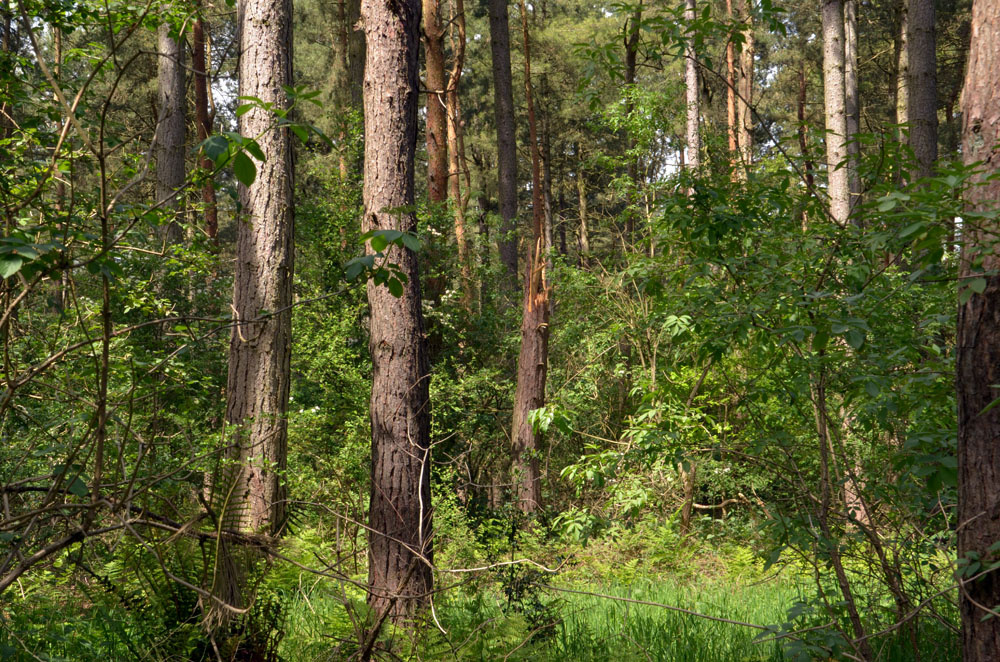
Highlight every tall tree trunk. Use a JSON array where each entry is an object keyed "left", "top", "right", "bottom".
[
  {"left": 192, "top": 5, "right": 218, "bottom": 240},
  {"left": 726, "top": 0, "right": 739, "bottom": 167},
  {"left": 798, "top": 65, "right": 815, "bottom": 191},
  {"left": 360, "top": 0, "right": 433, "bottom": 619},
  {"left": 225, "top": 0, "right": 294, "bottom": 537},
  {"left": 907, "top": 0, "right": 938, "bottom": 180},
  {"left": 623, "top": 3, "right": 641, "bottom": 241},
  {"left": 155, "top": 23, "right": 185, "bottom": 243},
  {"left": 844, "top": 0, "right": 861, "bottom": 211},
  {"left": 211, "top": 0, "right": 294, "bottom": 629},
  {"left": 576, "top": 144, "right": 590, "bottom": 266},
  {"left": 423, "top": 0, "right": 448, "bottom": 203},
  {"left": 958, "top": 1, "right": 1000, "bottom": 657},
  {"left": 737, "top": 0, "right": 753, "bottom": 174},
  {"left": 487, "top": 0, "right": 519, "bottom": 284},
  {"left": 446, "top": 0, "right": 473, "bottom": 308},
  {"left": 896, "top": 0, "right": 909, "bottom": 139},
  {"left": 822, "top": 0, "right": 851, "bottom": 225},
  {"left": 511, "top": 0, "right": 550, "bottom": 514},
  {"left": 684, "top": 0, "right": 700, "bottom": 171}
]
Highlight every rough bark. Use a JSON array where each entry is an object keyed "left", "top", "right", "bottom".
[
  {"left": 684, "top": 0, "right": 700, "bottom": 170},
  {"left": 487, "top": 0, "right": 519, "bottom": 284},
  {"left": 726, "top": 0, "right": 739, "bottom": 167},
  {"left": 511, "top": 0, "right": 550, "bottom": 514},
  {"left": 822, "top": 0, "right": 851, "bottom": 225},
  {"left": 798, "top": 65, "right": 815, "bottom": 191},
  {"left": 224, "top": 0, "right": 294, "bottom": 538},
  {"left": 423, "top": 0, "right": 448, "bottom": 203},
  {"left": 155, "top": 23, "right": 185, "bottom": 242},
  {"left": 446, "top": 0, "right": 473, "bottom": 309},
  {"left": 737, "top": 0, "right": 753, "bottom": 173},
  {"left": 958, "top": 1, "right": 1000, "bottom": 657},
  {"left": 192, "top": 6, "right": 217, "bottom": 240},
  {"left": 896, "top": 0, "right": 909, "bottom": 137},
  {"left": 844, "top": 0, "right": 861, "bottom": 210},
  {"left": 907, "top": 0, "right": 938, "bottom": 180},
  {"left": 360, "top": 0, "right": 433, "bottom": 619},
  {"left": 576, "top": 145, "right": 590, "bottom": 266}
]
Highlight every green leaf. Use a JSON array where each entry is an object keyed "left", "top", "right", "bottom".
[
  {"left": 67, "top": 476, "right": 88, "bottom": 497},
  {"left": 400, "top": 233, "right": 422, "bottom": 252},
  {"left": 0, "top": 254, "right": 23, "bottom": 279},
  {"left": 232, "top": 151, "right": 257, "bottom": 186},
  {"left": 846, "top": 329, "right": 865, "bottom": 350},
  {"left": 387, "top": 278, "right": 404, "bottom": 297},
  {"left": 289, "top": 124, "right": 309, "bottom": 143},
  {"left": 899, "top": 222, "right": 925, "bottom": 240},
  {"left": 202, "top": 134, "right": 230, "bottom": 164},
  {"left": 243, "top": 140, "right": 266, "bottom": 162},
  {"left": 370, "top": 234, "right": 389, "bottom": 252},
  {"left": 970, "top": 277, "right": 988, "bottom": 294},
  {"left": 235, "top": 103, "right": 255, "bottom": 117}
]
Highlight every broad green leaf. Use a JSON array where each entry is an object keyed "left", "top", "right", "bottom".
[
  {"left": 232, "top": 151, "right": 257, "bottom": 186},
  {"left": 0, "top": 254, "right": 22, "bottom": 279}
]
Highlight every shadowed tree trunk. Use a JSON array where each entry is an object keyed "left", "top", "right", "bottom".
[
  {"left": 737, "top": 0, "right": 753, "bottom": 174},
  {"left": 907, "top": 0, "right": 938, "bottom": 180},
  {"left": 192, "top": 3, "right": 217, "bottom": 240},
  {"left": 726, "top": 0, "right": 738, "bottom": 168},
  {"left": 446, "top": 0, "right": 473, "bottom": 309},
  {"left": 844, "top": 0, "right": 860, "bottom": 211},
  {"left": 576, "top": 144, "right": 590, "bottom": 266},
  {"left": 822, "top": 0, "right": 850, "bottom": 225},
  {"left": 361, "top": 0, "right": 433, "bottom": 619},
  {"left": 423, "top": 0, "right": 448, "bottom": 203},
  {"left": 155, "top": 23, "right": 185, "bottom": 243},
  {"left": 958, "top": 1, "right": 1000, "bottom": 657},
  {"left": 210, "top": 0, "right": 294, "bottom": 630},
  {"left": 896, "top": 0, "right": 909, "bottom": 141},
  {"left": 487, "top": 0, "right": 519, "bottom": 284},
  {"left": 511, "top": 0, "right": 550, "bottom": 514},
  {"left": 684, "top": 0, "right": 700, "bottom": 171}
]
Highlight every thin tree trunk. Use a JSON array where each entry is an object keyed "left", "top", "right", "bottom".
[
  {"left": 896, "top": 0, "right": 909, "bottom": 139},
  {"left": 446, "top": 0, "right": 473, "bottom": 308},
  {"left": 423, "top": 0, "right": 448, "bottom": 203},
  {"left": 844, "top": 0, "right": 861, "bottom": 211},
  {"left": 576, "top": 145, "right": 590, "bottom": 266},
  {"left": 511, "top": 0, "right": 550, "bottom": 514},
  {"left": 958, "top": 1, "right": 1000, "bottom": 656},
  {"left": 684, "top": 0, "right": 700, "bottom": 171},
  {"left": 193, "top": 5, "right": 218, "bottom": 240},
  {"left": 798, "top": 65, "right": 815, "bottom": 191},
  {"left": 155, "top": 23, "right": 185, "bottom": 243},
  {"left": 822, "top": 0, "right": 851, "bottom": 225},
  {"left": 487, "top": 0, "right": 519, "bottom": 284},
  {"left": 726, "top": 0, "right": 739, "bottom": 168},
  {"left": 623, "top": 3, "right": 641, "bottom": 241},
  {"left": 907, "top": 0, "right": 938, "bottom": 180},
  {"left": 360, "top": 0, "right": 433, "bottom": 619},
  {"left": 737, "top": 0, "right": 753, "bottom": 174}
]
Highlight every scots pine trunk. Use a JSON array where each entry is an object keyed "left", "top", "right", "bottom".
[
  {"left": 446, "top": 0, "right": 473, "bottom": 309},
  {"left": 822, "top": 0, "right": 851, "bottom": 225},
  {"left": 361, "top": 0, "right": 433, "bottom": 618},
  {"left": 225, "top": 0, "right": 294, "bottom": 538},
  {"left": 737, "top": 0, "right": 753, "bottom": 172},
  {"left": 907, "top": 0, "right": 938, "bottom": 179},
  {"left": 192, "top": 6, "right": 217, "bottom": 240},
  {"left": 726, "top": 0, "right": 738, "bottom": 166},
  {"left": 844, "top": 0, "right": 861, "bottom": 210},
  {"left": 487, "top": 0, "right": 519, "bottom": 284},
  {"left": 958, "top": 1, "right": 1000, "bottom": 657},
  {"left": 684, "top": 0, "right": 700, "bottom": 170},
  {"left": 423, "top": 0, "right": 448, "bottom": 203},
  {"left": 155, "top": 23, "right": 185, "bottom": 241},
  {"left": 511, "top": 0, "right": 549, "bottom": 514}
]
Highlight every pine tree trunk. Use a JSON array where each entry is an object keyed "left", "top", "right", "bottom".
[
  {"left": 684, "top": 0, "right": 700, "bottom": 170},
  {"left": 958, "top": 1, "right": 1000, "bottom": 656},
  {"left": 737, "top": 0, "right": 753, "bottom": 173},
  {"left": 896, "top": 0, "right": 909, "bottom": 138},
  {"left": 192, "top": 6, "right": 217, "bottom": 240},
  {"left": 907, "top": 0, "right": 938, "bottom": 180},
  {"left": 225, "top": 0, "right": 294, "bottom": 538},
  {"left": 844, "top": 0, "right": 861, "bottom": 211},
  {"left": 487, "top": 0, "right": 519, "bottom": 284},
  {"left": 155, "top": 24, "right": 185, "bottom": 243},
  {"left": 446, "top": 0, "right": 473, "bottom": 309},
  {"left": 511, "top": 0, "right": 550, "bottom": 514},
  {"left": 361, "top": 0, "right": 433, "bottom": 619},
  {"left": 726, "top": 0, "right": 738, "bottom": 167},
  {"left": 822, "top": 0, "right": 851, "bottom": 225},
  {"left": 423, "top": 0, "right": 448, "bottom": 203},
  {"left": 576, "top": 145, "right": 590, "bottom": 266}
]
